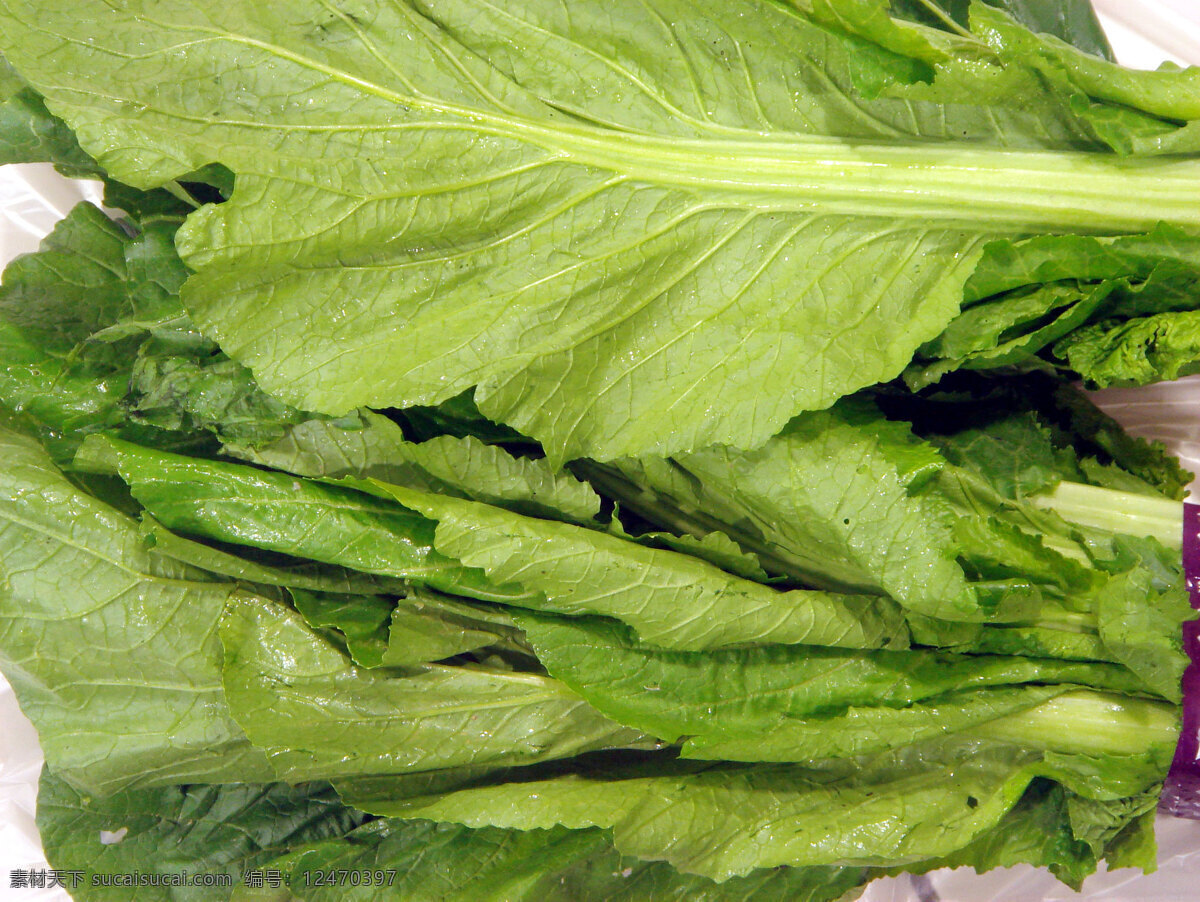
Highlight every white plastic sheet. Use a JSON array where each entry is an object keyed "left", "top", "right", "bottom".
[{"left": 4, "top": 8, "right": 1200, "bottom": 900}]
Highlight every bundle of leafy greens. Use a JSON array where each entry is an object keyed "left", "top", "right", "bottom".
[{"left": 0, "top": 1, "right": 1198, "bottom": 900}]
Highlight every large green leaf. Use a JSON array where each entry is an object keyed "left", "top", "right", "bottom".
[
  {"left": 230, "top": 411, "right": 602, "bottom": 526},
  {"left": 0, "top": 424, "right": 271, "bottom": 795},
  {"left": 6, "top": 3, "right": 1200, "bottom": 460},
  {"left": 75, "top": 435, "right": 536, "bottom": 604},
  {"left": 367, "top": 480, "right": 908, "bottom": 650},
  {"left": 516, "top": 613, "right": 1157, "bottom": 747},
  {"left": 219, "top": 594, "right": 650, "bottom": 782},
  {"left": 37, "top": 771, "right": 367, "bottom": 902},
  {"left": 242, "top": 818, "right": 872, "bottom": 902},
  {"left": 595, "top": 401, "right": 979, "bottom": 619},
  {"left": 367, "top": 739, "right": 1163, "bottom": 881},
  {"left": 138, "top": 515, "right": 414, "bottom": 598}
]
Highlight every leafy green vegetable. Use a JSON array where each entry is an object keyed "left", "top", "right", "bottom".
[
  {"left": 367, "top": 479, "right": 909, "bottom": 650},
  {"left": 590, "top": 401, "right": 978, "bottom": 619},
  {"left": 7, "top": 2, "right": 1200, "bottom": 459},
  {"left": 0, "top": 201, "right": 310, "bottom": 464},
  {"left": 0, "top": 423, "right": 272, "bottom": 795},
  {"left": 517, "top": 613, "right": 1165, "bottom": 750},
  {"left": 219, "top": 594, "right": 651, "bottom": 783},
  {"left": 889, "top": 1, "right": 1115, "bottom": 61},
  {"left": 909, "top": 225, "right": 1200, "bottom": 389},
  {"left": 138, "top": 515, "right": 414, "bottom": 598},
  {"left": 230, "top": 411, "right": 602, "bottom": 526},
  {"left": 0, "top": 56, "right": 99, "bottom": 176},
  {"left": 247, "top": 818, "right": 873, "bottom": 902},
  {"left": 289, "top": 590, "right": 396, "bottom": 669},
  {"left": 1057, "top": 311, "right": 1200, "bottom": 387},
  {"left": 74, "top": 434, "right": 537, "bottom": 605},
  {"left": 367, "top": 737, "right": 1171, "bottom": 881},
  {"left": 379, "top": 591, "right": 529, "bottom": 667},
  {"left": 292, "top": 587, "right": 526, "bottom": 669},
  {"left": 0, "top": 3, "right": 1196, "bottom": 896},
  {"left": 37, "top": 771, "right": 367, "bottom": 902}
]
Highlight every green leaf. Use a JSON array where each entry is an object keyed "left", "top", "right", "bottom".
[
  {"left": 928, "top": 411, "right": 1065, "bottom": 499},
  {"left": 0, "top": 424, "right": 272, "bottom": 795},
  {"left": 963, "top": 227, "right": 1200, "bottom": 301},
  {"left": 973, "top": 5, "right": 1200, "bottom": 123},
  {"left": 911, "top": 225, "right": 1200, "bottom": 389},
  {"left": 373, "top": 740, "right": 1136, "bottom": 880},
  {"left": 291, "top": 587, "right": 525, "bottom": 669},
  {"left": 638, "top": 530, "right": 771, "bottom": 583},
  {"left": 0, "top": 68, "right": 96, "bottom": 175},
  {"left": 367, "top": 479, "right": 908, "bottom": 650},
  {"left": 0, "top": 201, "right": 310, "bottom": 461},
  {"left": 138, "top": 515, "right": 414, "bottom": 597},
  {"left": 889, "top": 1, "right": 1115, "bottom": 62},
  {"left": 1096, "top": 569, "right": 1194, "bottom": 703},
  {"left": 381, "top": 590, "right": 528, "bottom": 667},
  {"left": 595, "top": 401, "right": 981, "bottom": 621},
  {"left": 1045, "top": 381, "right": 1192, "bottom": 500},
  {"left": 74, "top": 435, "right": 537, "bottom": 605},
  {"left": 1056, "top": 311, "right": 1200, "bottom": 388},
  {"left": 516, "top": 613, "right": 1156, "bottom": 747},
  {"left": 395, "top": 390, "right": 534, "bottom": 450},
  {"left": 683, "top": 685, "right": 1070, "bottom": 761},
  {"left": 126, "top": 352, "right": 313, "bottom": 448},
  {"left": 0, "top": 205, "right": 154, "bottom": 460},
  {"left": 249, "top": 818, "right": 872, "bottom": 902},
  {"left": 9, "top": 3, "right": 1200, "bottom": 460},
  {"left": 1065, "top": 789, "right": 1160, "bottom": 860},
  {"left": 37, "top": 770, "right": 366, "bottom": 902},
  {"left": 219, "top": 594, "right": 650, "bottom": 782},
  {"left": 898, "top": 782, "right": 1100, "bottom": 889},
  {"left": 229, "top": 411, "right": 602, "bottom": 526},
  {"left": 289, "top": 589, "right": 395, "bottom": 669}
]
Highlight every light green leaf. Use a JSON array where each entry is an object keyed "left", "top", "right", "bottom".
[
  {"left": 684, "top": 686, "right": 1127, "bottom": 762},
  {"left": 75, "top": 435, "right": 537, "bottom": 605},
  {"left": 596, "top": 401, "right": 980, "bottom": 620},
  {"left": 516, "top": 613, "right": 1153, "bottom": 746},
  {"left": 382, "top": 590, "right": 528, "bottom": 667},
  {"left": 0, "top": 424, "right": 272, "bottom": 795},
  {"left": 8, "top": 3, "right": 1200, "bottom": 460},
  {"left": 138, "top": 515, "right": 413, "bottom": 597},
  {"left": 289, "top": 589, "right": 395, "bottom": 669},
  {"left": 230, "top": 411, "right": 602, "bottom": 526},
  {"left": 249, "top": 818, "right": 872, "bottom": 902},
  {"left": 219, "top": 594, "right": 650, "bottom": 782},
  {"left": 368, "top": 480, "right": 908, "bottom": 651},
  {"left": 1056, "top": 310, "right": 1200, "bottom": 388},
  {"left": 377, "top": 742, "right": 1096, "bottom": 880},
  {"left": 1096, "top": 569, "right": 1193, "bottom": 703}
]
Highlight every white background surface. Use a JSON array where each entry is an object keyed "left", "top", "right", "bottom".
[{"left": 4, "top": 3, "right": 1200, "bottom": 900}]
